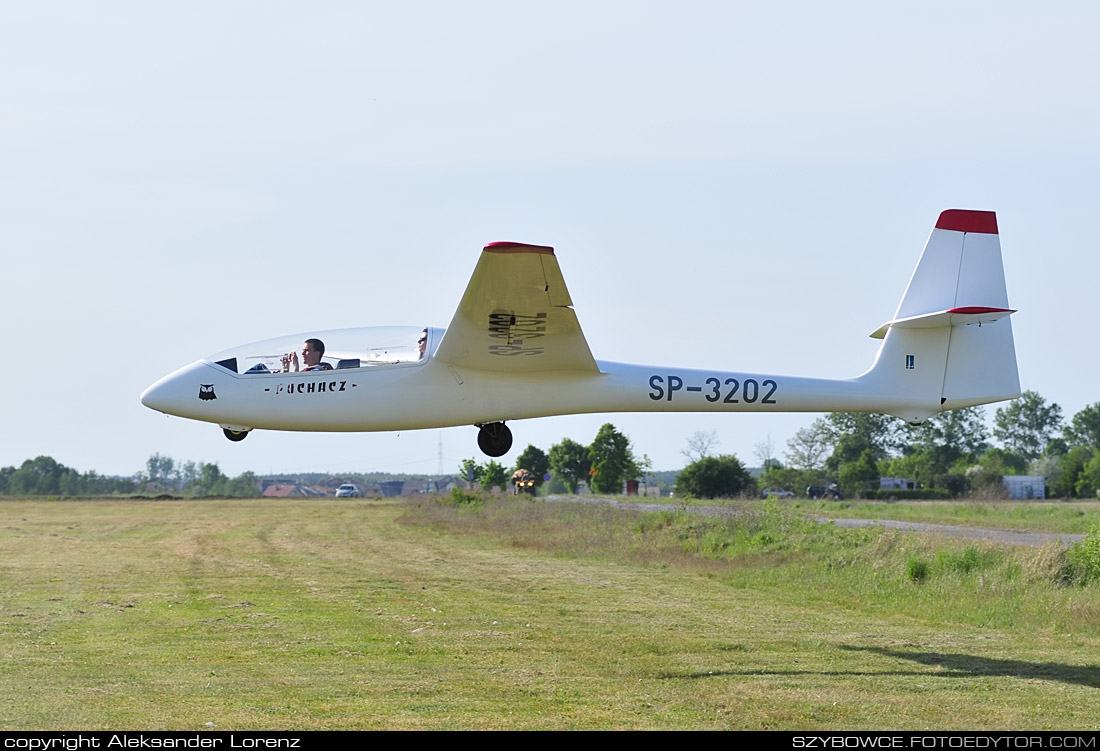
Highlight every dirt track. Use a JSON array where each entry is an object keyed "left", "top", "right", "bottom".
[{"left": 543, "top": 495, "right": 1085, "bottom": 548}]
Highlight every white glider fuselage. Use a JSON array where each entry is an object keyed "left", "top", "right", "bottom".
[
  {"left": 142, "top": 350, "right": 903, "bottom": 433},
  {"left": 141, "top": 210, "right": 1021, "bottom": 455}
]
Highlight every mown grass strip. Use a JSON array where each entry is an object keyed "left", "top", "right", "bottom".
[{"left": 0, "top": 497, "right": 1098, "bottom": 730}]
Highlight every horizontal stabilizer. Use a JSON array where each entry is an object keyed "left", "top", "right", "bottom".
[{"left": 869, "top": 305, "right": 1016, "bottom": 339}]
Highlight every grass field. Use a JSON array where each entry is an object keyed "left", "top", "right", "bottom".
[
  {"left": 643, "top": 495, "right": 1100, "bottom": 535},
  {"left": 1, "top": 496, "right": 1099, "bottom": 730},
  {"left": 792, "top": 498, "right": 1100, "bottom": 535}
]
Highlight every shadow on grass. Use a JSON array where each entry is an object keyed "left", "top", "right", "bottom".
[
  {"left": 660, "top": 646, "right": 1100, "bottom": 689},
  {"left": 843, "top": 646, "right": 1100, "bottom": 689}
]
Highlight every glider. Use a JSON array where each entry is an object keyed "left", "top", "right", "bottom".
[{"left": 141, "top": 209, "right": 1020, "bottom": 457}]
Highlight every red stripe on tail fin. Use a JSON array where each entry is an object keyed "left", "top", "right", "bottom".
[{"left": 936, "top": 210, "right": 998, "bottom": 235}]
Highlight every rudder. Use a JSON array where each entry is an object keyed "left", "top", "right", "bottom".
[{"left": 861, "top": 210, "right": 1020, "bottom": 422}]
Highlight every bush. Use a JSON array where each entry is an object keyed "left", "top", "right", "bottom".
[
  {"left": 675, "top": 455, "right": 753, "bottom": 499},
  {"left": 906, "top": 555, "right": 931, "bottom": 582},
  {"left": 1068, "top": 527, "right": 1100, "bottom": 583},
  {"left": 441, "top": 486, "right": 487, "bottom": 508},
  {"left": 868, "top": 488, "right": 952, "bottom": 501},
  {"left": 936, "top": 546, "right": 987, "bottom": 575}
]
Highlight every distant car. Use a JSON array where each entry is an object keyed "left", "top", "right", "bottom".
[
  {"left": 335, "top": 484, "right": 361, "bottom": 498},
  {"left": 762, "top": 487, "right": 795, "bottom": 498},
  {"left": 806, "top": 485, "right": 843, "bottom": 500}
]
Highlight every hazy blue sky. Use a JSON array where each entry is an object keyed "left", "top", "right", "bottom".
[{"left": 2, "top": 2, "right": 1097, "bottom": 478}]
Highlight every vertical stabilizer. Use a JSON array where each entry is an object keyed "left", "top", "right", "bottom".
[{"left": 862, "top": 210, "right": 1020, "bottom": 422}]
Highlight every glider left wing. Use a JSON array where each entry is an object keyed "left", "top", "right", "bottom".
[{"left": 433, "top": 242, "right": 600, "bottom": 374}]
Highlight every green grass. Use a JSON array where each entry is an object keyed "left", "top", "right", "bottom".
[
  {"left": 590, "top": 494, "right": 1100, "bottom": 535},
  {"left": 795, "top": 499, "right": 1100, "bottom": 534},
  {"left": 1, "top": 497, "right": 1099, "bottom": 730}
]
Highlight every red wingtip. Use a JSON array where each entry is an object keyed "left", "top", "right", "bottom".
[
  {"left": 936, "top": 210, "right": 998, "bottom": 235},
  {"left": 484, "top": 241, "right": 555, "bottom": 254}
]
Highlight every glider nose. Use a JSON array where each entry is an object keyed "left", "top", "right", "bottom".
[
  {"left": 141, "top": 362, "right": 205, "bottom": 416},
  {"left": 140, "top": 378, "right": 172, "bottom": 413}
]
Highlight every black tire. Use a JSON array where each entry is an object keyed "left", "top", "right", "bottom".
[
  {"left": 223, "top": 428, "right": 249, "bottom": 442},
  {"left": 476, "top": 422, "right": 512, "bottom": 457}
]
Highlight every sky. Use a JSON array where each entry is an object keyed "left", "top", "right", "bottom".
[{"left": 2, "top": 1, "right": 1098, "bottom": 479}]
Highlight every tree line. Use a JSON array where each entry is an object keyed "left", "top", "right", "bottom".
[
  {"left": 0, "top": 453, "right": 260, "bottom": 498},
  {"left": 5, "top": 392, "right": 1098, "bottom": 500},
  {"left": 461, "top": 423, "right": 652, "bottom": 495},
  {"left": 0, "top": 455, "right": 137, "bottom": 497},
  {"left": 480, "top": 393, "right": 1100, "bottom": 501},
  {"left": 756, "top": 393, "right": 1100, "bottom": 500}
]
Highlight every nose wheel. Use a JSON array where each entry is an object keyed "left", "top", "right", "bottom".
[
  {"left": 222, "top": 428, "right": 250, "bottom": 442},
  {"left": 476, "top": 422, "right": 512, "bottom": 457}
]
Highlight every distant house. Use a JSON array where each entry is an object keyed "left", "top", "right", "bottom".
[
  {"left": 378, "top": 480, "right": 406, "bottom": 497},
  {"left": 1003, "top": 475, "right": 1046, "bottom": 500},
  {"left": 261, "top": 484, "right": 306, "bottom": 498}
]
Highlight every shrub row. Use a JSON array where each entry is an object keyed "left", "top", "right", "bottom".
[{"left": 866, "top": 488, "right": 953, "bottom": 501}]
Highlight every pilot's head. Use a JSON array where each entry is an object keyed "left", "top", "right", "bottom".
[
  {"left": 302, "top": 338, "right": 325, "bottom": 367},
  {"left": 417, "top": 329, "right": 428, "bottom": 358}
]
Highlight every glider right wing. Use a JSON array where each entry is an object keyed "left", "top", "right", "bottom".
[{"left": 433, "top": 242, "right": 601, "bottom": 375}]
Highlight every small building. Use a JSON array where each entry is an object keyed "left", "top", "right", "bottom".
[
  {"left": 262, "top": 483, "right": 306, "bottom": 498},
  {"left": 1003, "top": 475, "right": 1046, "bottom": 500},
  {"left": 880, "top": 477, "right": 916, "bottom": 491}
]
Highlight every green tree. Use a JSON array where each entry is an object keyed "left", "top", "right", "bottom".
[
  {"left": 8, "top": 456, "right": 64, "bottom": 495},
  {"left": 758, "top": 465, "right": 821, "bottom": 498},
  {"left": 145, "top": 453, "right": 177, "bottom": 491},
  {"left": 588, "top": 423, "right": 637, "bottom": 494},
  {"left": 887, "top": 409, "right": 989, "bottom": 491},
  {"left": 514, "top": 445, "right": 550, "bottom": 489},
  {"left": 675, "top": 454, "right": 753, "bottom": 499},
  {"left": 1051, "top": 446, "right": 1093, "bottom": 498},
  {"left": 822, "top": 413, "right": 902, "bottom": 460},
  {"left": 879, "top": 452, "right": 936, "bottom": 488},
  {"left": 825, "top": 433, "right": 875, "bottom": 476},
  {"left": 549, "top": 438, "right": 591, "bottom": 494},
  {"left": 1076, "top": 451, "right": 1100, "bottom": 499},
  {"left": 993, "top": 390, "right": 1063, "bottom": 461},
  {"left": 906, "top": 407, "right": 990, "bottom": 456},
  {"left": 1065, "top": 402, "right": 1100, "bottom": 451},
  {"left": 459, "top": 458, "right": 482, "bottom": 483},
  {"left": 975, "top": 447, "right": 1029, "bottom": 476},
  {"left": 838, "top": 448, "right": 880, "bottom": 498},
  {"left": 480, "top": 460, "right": 508, "bottom": 491},
  {"left": 223, "top": 471, "right": 261, "bottom": 498},
  {"left": 189, "top": 462, "right": 226, "bottom": 496}
]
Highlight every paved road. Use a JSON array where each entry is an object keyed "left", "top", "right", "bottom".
[{"left": 542, "top": 495, "right": 1085, "bottom": 548}]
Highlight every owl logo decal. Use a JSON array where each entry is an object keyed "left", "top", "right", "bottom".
[{"left": 198, "top": 384, "right": 217, "bottom": 401}]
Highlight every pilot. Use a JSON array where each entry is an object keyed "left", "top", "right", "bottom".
[
  {"left": 282, "top": 338, "right": 333, "bottom": 372},
  {"left": 417, "top": 329, "right": 428, "bottom": 359}
]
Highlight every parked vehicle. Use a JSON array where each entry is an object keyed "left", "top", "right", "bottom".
[
  {"left": 762, "top": 487, "right": 795, "bottom": 498},
  {"left": 806, "top": 484, "right": 843, "bottom": 500},
  {"left": 512, "top": 469, "right": 537, "bottom": 496},
  {"left": 335, "top": 483, "right": 361, "bottom": 498}
]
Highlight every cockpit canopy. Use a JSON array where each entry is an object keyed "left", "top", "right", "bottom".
[{"left": 204, "top": 326, "right": 434, "bottom": 374}]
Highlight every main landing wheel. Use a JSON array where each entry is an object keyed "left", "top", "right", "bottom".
[
  {"left": 476, "top": 422, "right": 512, "bottom": 457},
  {"left": 222, "top": 428, "right": 250, "bottom": 442}
]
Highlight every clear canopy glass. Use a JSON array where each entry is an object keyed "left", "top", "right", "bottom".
[{"left": 204, "top": 326, "right": 431, "bottom": 374}]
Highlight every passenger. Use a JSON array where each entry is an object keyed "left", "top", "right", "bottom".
[
  {"left": 417, "top": 329, "right": 428, "bottom": 360},
  {"left": 282, "top": 338, "right": 333, "bottom": 372}
]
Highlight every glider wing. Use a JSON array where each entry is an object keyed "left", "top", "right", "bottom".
[{"left": 433, "top": 242, "right": 600, "bottom": 374}]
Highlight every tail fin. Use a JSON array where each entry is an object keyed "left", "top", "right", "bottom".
[{"left": 861, "top": 210, "right": 1020, "bottom": 423}]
